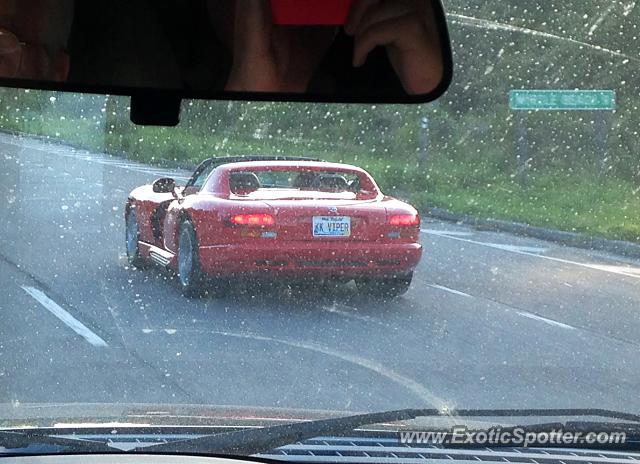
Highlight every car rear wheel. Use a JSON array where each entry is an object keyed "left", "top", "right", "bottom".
[
  {"left": 355, "top": 273, "right": 413, "bottom": 299},
  {"left": 178, "top": 220, "right": 206, "bottom": 297},
  {"left": 178, "top": 219, "right": 229, "bottom": 298},
  {"left": 125, "top": 209, "right": 147, "bottom": 268}
]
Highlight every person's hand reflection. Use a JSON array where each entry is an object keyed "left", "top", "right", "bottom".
[
  {"left": 345, "top": 0, "right": 444, "bottom": 95},
  {"left": 0, "top": 0, "right": 72, "bottom": 81},
  {"left": 220, "top": 0, "right": 443, "bottom": 95},
  {"left": 224, "top": 0, "right": 337, "bottom": 93}
]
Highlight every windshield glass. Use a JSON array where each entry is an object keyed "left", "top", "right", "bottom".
[{"left": 1, "top": 0, "right": 640, "bottom": 456}]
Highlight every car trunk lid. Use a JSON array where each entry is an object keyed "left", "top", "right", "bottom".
[{"left": 262, "top": 198, "right": 386, "bottom": 242}]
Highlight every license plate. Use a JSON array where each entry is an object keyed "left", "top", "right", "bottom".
[{"left": 313, "top": 216, "right": 351, "bottom": 237}]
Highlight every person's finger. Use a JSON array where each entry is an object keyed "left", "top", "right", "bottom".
[
  {"left": 232, "top": 0, "right": 274, "bottom": 55},
  {"left": 354, "top": 11, "right": 443, "bottom": 93},
  {"left": 353, "top": 0, "right": 415, "bottom": 38},
  {"left": 0, "top": 30, "right": 22, "bottom": 77},
  {"left": 353, "top": 14, "right": 409, "bottom": 66},
  {"left": 0, "top": 30, "right": 21, "bottom": 55},
  {"left": 18, "top": 45, "right": 50, "bottom": 80},
  {"left": 52, "top": 50, "right": 70, "bottom": 82},
  {"left": 345, "top": 0, "right": 380, "bottom": 35},
  {"left": 226, "top": 0, "right": 278, "bottom": 91}
]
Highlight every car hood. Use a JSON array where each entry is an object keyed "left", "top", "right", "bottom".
[
  {"left": 0, "top": 403, "right": 356, "bottom": 429},
  {"left": 1, "top": 403, "right": 621, "bottom": 432}
]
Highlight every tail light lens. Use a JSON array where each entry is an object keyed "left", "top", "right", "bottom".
[
  {"left": 389, "top": 214, "right": 420, "bottom": 227},
  {"left": 229, "top": 214, "right": 276, "bottom": 227}
]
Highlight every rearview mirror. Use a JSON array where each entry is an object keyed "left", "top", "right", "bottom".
[
  {"left": 0, "top": 0, "right": 452, "bottom": 125},
  {"left": 152, "top": 178, "right": 177, "bottom": 194}
]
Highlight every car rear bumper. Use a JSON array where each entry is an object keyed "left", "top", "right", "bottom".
[{"left": 198, "top": 241, "right": 422, "bottom": 278}]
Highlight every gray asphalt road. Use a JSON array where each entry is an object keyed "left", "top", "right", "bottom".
[{"left": 1, "top": 133, "right": 640, "bottom": 415}]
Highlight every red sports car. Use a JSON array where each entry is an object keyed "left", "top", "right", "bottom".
[{"left": 125, "top": 157, "right": 423, "bottom": 297}]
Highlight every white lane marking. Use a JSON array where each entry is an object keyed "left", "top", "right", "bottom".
[
  {"left": 428, "top": 284, "right": 472, "bottom": 298},
  {"left": 22, "top": 286, "right": 108, "bottom": 347},
  {"left": 422, "top": 231, "right": 640, "bottom": 280},
  {"left": 482, "top": 243, "right": 547, "bottom": 254},
  {"left": 517, "top": 311, "right": 577, "bottom": 331},
  {"left": 322, "top": 303, "right": 388, "bottom": 327},
  {"left": 423, "top": 230, "right": 547, "bottom": 254},
  {"left": 422, "top": 229, "right": 474, "bottom": 237},
  {"left": 142, "top": 328, "right": 449, "bottom": 409}
]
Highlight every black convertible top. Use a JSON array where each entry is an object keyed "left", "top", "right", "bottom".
[{"left": 186, "top": 155, "right": 322, "bottom": 188}]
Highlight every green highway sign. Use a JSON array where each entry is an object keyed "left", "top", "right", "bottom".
[{"left": 510, "top": 90, "right": 616, "bottom": 111}]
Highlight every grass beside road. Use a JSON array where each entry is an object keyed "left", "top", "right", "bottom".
[
  {"left": 4, "top": 117, "right": 639, "bottom": 244},
  {"left": 416, "top": 169, "right": 640, "bottom": 243},
  {"left": 355, "top": 156, "right": 640, "bottom": 243}
]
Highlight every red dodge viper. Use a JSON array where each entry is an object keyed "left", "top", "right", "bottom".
[{"left": 125, "top": 157, "right": 423, "bottom": 297}]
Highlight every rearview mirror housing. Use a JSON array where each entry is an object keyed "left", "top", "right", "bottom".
[{"left": 0, "top": 0, "right": 453, "bottom": 125}]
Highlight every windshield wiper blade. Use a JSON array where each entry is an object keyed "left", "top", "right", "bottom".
[
  {"left": 4, "top": 408, "right": 638, "bottom": 455},
  {"left": 0, "top": 430, "right": 113, "bottom": 453},
  {"left": 148, "top": 408, "right": 640, "bottom": 456},
  {"left": 150, "top": 408, "right": 430, "bottom": 455}
]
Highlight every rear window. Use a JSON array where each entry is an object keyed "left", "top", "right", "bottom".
[{"left": 230, "top": 170, "right": 363, "bottom": 193}]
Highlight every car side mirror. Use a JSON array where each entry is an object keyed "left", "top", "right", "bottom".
[{"left": 152, "top": 178, "right": 177, "bottom": 194}]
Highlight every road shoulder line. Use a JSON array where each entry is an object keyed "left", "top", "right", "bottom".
[
  {"left": 422, "top": 230, "right": 640, "bottom": 280},
  {"left": 427, "top": 206, "right": 640, "bottom": 260}
]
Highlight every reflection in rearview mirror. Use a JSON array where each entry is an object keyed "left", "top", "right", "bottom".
[{"left": 0, "top": 0, "right": 452, "bottom": 112}]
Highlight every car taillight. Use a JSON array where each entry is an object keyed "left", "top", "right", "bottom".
[
  {"left": 389, "top": 214, "right": 420, "bottom": 227},
  {"left": 230, "top": 214, "right": 276, "bottom": 226}
]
